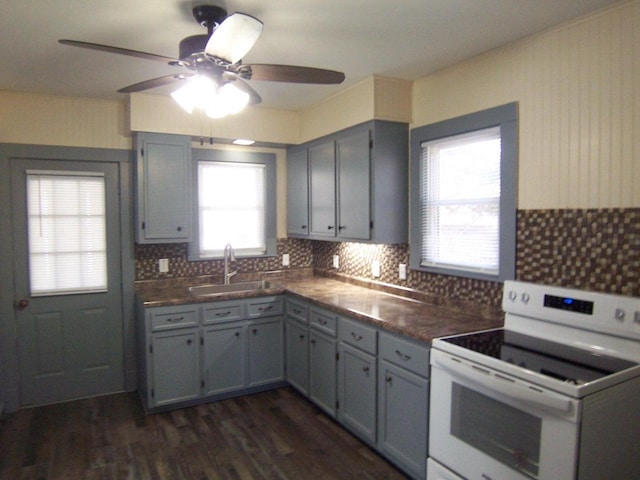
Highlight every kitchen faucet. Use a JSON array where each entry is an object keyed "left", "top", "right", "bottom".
[{"left": 223, "top": 244, "right": 237, "bottom": 284}]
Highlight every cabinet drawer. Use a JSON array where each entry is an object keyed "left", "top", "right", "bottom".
[
  {"left": 339, "top": 317, "right": 377, "bottom": 354},
  {"left": 150, "top": 306, "right": 198, "bottom": 332},
  {"left": 202, "top": 300, "right": 245, "bottom": 324},
  {"left": 379, "top": 332, "right": 430, "bottom": 378},
  {"left": 310, "top": 307, "right": 338, "bottom": 337},
  {"left": 286, "top": 297, "right": 309, "bottom": 324},
  {"left": 247, "top": 296, "right": 283, "bottom": 318}
]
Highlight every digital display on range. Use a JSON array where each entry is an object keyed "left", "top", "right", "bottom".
[{"left": 544, "top": 294, "right": 594, "bottom": 315}]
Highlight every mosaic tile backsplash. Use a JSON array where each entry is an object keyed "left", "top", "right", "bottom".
[{"left": 135, "top": 208, "right": 639, "bottom": 309}]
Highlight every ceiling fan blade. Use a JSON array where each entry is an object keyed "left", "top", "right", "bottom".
[
  {"left": 118, "top": 74, "right": 192, "bottom": 93},
  {"left": 59, "top": 39, "right": 179, "bottom": 64},
  {"left": 205, "top": 13, "right": 263, "bottom": 64},
  {"left": 243, "top": 64, "right": 345, "bottom": 84}
]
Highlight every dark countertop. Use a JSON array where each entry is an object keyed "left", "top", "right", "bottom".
[{"left": 136, "top": 274, "right": 503, "bottom": 344}]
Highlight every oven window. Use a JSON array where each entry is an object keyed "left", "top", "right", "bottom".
[{"left": 451, "top": 383, "right": 542, "bottom": 478}]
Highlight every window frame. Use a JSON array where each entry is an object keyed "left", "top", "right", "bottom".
[
  {"left": 409, "top": 103, "right": 518, "bottom": 281},
  {"left": 188, "top": 148, "right": 277, "bottom": 261}
]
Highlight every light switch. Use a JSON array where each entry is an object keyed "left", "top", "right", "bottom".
[
  {"left": 282, "top": 254, "right": 290, "bottom": 266},
  {"left": 371, "top": 260, "right": 381, "bottom": 278},
  {"left": 333, "top": 255, "right": 340, "bottom": 269},
  {"left": 158, "top": 258, "right": 169, "bottom": 273},
  {"left": 399, "top": 263, "right": 407, "bottom": 280}
]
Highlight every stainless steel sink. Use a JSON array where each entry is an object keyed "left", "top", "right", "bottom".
[{"left": 189, "top": 280, "right": 275, "bottom": 296}]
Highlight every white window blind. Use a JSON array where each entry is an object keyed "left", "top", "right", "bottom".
[
  {"left": 198, "top": 161, "right": 266, "bottom": 257},
  {"left": 420, "top": 127, "right": 501, "bottom": 274},
  {"left": 26, "top": 171, "right": 107, "bottom": 296}
]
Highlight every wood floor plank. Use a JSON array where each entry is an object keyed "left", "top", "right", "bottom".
[{"left": 0, "top": 388, "right": 408, "bottom": 480}]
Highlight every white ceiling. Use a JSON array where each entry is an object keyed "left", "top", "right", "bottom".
[{"left": 0, "top": 0, "right": 621, "bottom": 111}]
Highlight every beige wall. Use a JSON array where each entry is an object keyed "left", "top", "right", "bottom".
[
  {"left": 2, "top": 1, "right": 637, "bottom": 213},
  {"left": 412, "top": 0, "right": 639, "bottom": 209},
  {"left": 0, "top": 91, "right": 130, "bottom": 149}
]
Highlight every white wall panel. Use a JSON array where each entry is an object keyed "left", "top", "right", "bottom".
[{"left": 412, "top": 1, "right": 639, "bottom": 209}]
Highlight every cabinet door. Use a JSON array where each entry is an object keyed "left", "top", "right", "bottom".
[
  {"left": 202, "top": 323, "right": 246, "bottom": 395},
  {"left": 338, "top": 344, "right": 377, "bottom": 444},
  {"left": 136, "top": 132, "right": 191, "bottom": 243},
  {"left": 308, "top": 141, "right": 336, "bottom": 237},
  {"left": 309, "top": 330, "right": 337, "bottom": 417},
  {"left": 378, "top": 360, "right": 429, "bottom": 480},
  {"left": 150, "top": 329, "right": 200, "bottom": 407},
  {"left": 336, "top": 129, "right": 371, "bottom": 240},
  {"left": 285, "top": 319, "right": 309, "bottom": 394},
  {"left": 247, "top": 318, "right": 284, "bottom": 387},
  {"left": 287, "top": 148, "right": 309, "bottom": 236}
]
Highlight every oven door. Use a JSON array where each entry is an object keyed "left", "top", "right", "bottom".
[{"left": 429, "top": 349, "right": 581, "bottom": 480}]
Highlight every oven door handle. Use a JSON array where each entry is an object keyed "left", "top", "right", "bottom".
[{"left": 433, "top": 355, "right": 575, "bottom": 415}]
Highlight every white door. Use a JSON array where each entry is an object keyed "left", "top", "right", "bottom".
[{"left": 11, "top": 158, "right": 124, "bottom": 406}]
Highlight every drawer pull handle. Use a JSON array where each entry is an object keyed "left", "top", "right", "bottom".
[
  {"left": 351, "top": 332, "right": 363, "bottom": 341},
  {"left": 215, "top": 311, "right": 232, "bottom": 317},
  {"left": 395, "top": 350, "right": 411, "bottom": 361},
  {"left": 167, "top": 316, "right": 184, "bottom": 323},
  {"left": 299, "top": 334, "right": 306, "bottom": 340},
  {"left": 259, "top": 305, "right": 273, "bottom": 312},
  {"left": 386, "top": 375, "right": 392, "bottom": 384},
  {"left": 362, "top": 366, "right": 370, "bottom": 373},
  {"left": 318, "top": 319, "right": 327, "bottom": 325},
  {"left": 293, "top": 308, "right": 301, "bottom": 314}
]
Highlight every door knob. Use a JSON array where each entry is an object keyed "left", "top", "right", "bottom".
[{"left": 15, "top": 299, "right": 29, "bottom": 310}]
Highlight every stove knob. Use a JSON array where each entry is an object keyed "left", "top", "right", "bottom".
[
  {"left": 615, "top": 308, "right": 626, "bottom": 322},
  {"left": 634, "top": 311, "right": 640, "bottom": 324},
  {"left": 508, "top": 290, "right": 517, "bottom": 302},
  {"left": 521, "top": 293, "right": 530, "bottom": 304}
]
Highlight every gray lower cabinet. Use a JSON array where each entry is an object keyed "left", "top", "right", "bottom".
[
  {"left": 150, "top": 328, "right": 200, "bottom": 407},
  {"left": 378, "top": 332, "right": 430, "bottom": 480},
  {"left": 248, "top": 318, "right": 284, "bottom": 387},
  {"left": 308, "top": 306, "right": 338, "bottom": 417},
  {"left": 138, "top": 295, "right": 284, "bottom": 412},
  {"left": 203, "top": 322, "right": 246, "bottom": 395},
  {"left": 338, "top": 317, "right": 378, "bottom": 445},
  {"left": 285, "top": 297, "right": 310, "bottom": 394}
]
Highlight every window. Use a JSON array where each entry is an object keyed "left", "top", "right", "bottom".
[
  {"left": 190, "top": 150, "right": 276, "bottom": 259},
  {"left": 26, "top": 170, "right": 107, "bottom": 295},
  {"left": 410, "top": 103, "right": 517, "bottom": 281}
]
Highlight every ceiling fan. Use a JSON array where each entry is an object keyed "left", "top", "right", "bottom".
[{"left": 59, "top": 4, "right": 346, "bottom": 115}]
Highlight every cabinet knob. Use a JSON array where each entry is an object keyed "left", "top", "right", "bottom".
[
  {"left": 177, "top": 226, "right": 182, "bottom": 232},
  {"left": 301, "top": 225, "right": 307, "bottom": 229},
  {"left": 362, "top": 366, "right": 370, "bottom": 373},
  {"left": 187, "top": 339, "right": 192, "bottom": 345},
  {"left": 338, "top": 225, "right": 346, "bottom": 231},
  {"left": 327, "top": 225, "right": 334, "bottom": 230},
  {"left": 311, "top": 339, "right": 316, "bottom": 345},
  {"left": 235, "top": 332, "right": 240, "bottom": 337},
  {"left": 386, "top": 375, "right": 392, "bottom": 384},
  {"left": 299, "top": 334, "right": 305, "bottom": 340},
  {"left": 252, "top": 328, "right": 258, "bottom": 335}
]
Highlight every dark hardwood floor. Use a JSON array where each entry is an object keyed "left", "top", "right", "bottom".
[{"left": 0, "top": 387, "right": 408, "bottom": 480}]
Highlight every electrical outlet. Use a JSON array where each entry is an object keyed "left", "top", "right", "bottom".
[
  {"left": 399, "top": 263, "right": 407, "bottom": 280},
  {"left": 371, "top": 260, "right": 381, "bottom": 278},
  {"left": 333, "top": 255, "right": 340, "bottom": 269},
  {"left": 158, "top": 258, "right": 169, "bottom": 273},
  {"left": 282, "top": 254, "right": 290, "bottom": 266}
]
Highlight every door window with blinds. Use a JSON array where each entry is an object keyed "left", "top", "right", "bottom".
[
  {"left": 26, "top": 170, "right": 107, "bottom": 296},
  {"left": 409, "top": 103, "right": 517, "bottom": 281},
  {"left": 191, "top": 152, "right": 276, "bottom": 260}
]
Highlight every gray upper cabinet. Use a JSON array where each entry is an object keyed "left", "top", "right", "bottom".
[
  {"left": 286, "top": 148, "right": 309, "bottom": 236},
  {"left": 135, "top": 132, "right": 192, "bottom": 243},
  {"left": 287, "top": 120, "right": 408, "bottom": 244},
  {"left": 308, "top": 141, "right": 337, "bottom": 238}
]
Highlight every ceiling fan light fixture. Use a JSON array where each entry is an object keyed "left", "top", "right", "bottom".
[
  {"left": 219, "top": 82, "right": 250, "bottom": 114},
  {"left": 205, "top": 13, "right": 264, "bottom": 64},
  {"left": 171, "top": 75, "right": 215, "bottom": 113}
]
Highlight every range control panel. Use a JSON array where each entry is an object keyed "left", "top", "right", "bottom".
[{"left": 503, "top": 281, "right": 640, "bottom": 340}]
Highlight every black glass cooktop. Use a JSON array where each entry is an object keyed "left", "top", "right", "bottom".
[{"left": 442, "top": 329, "right": 637, "bottom": 385}]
